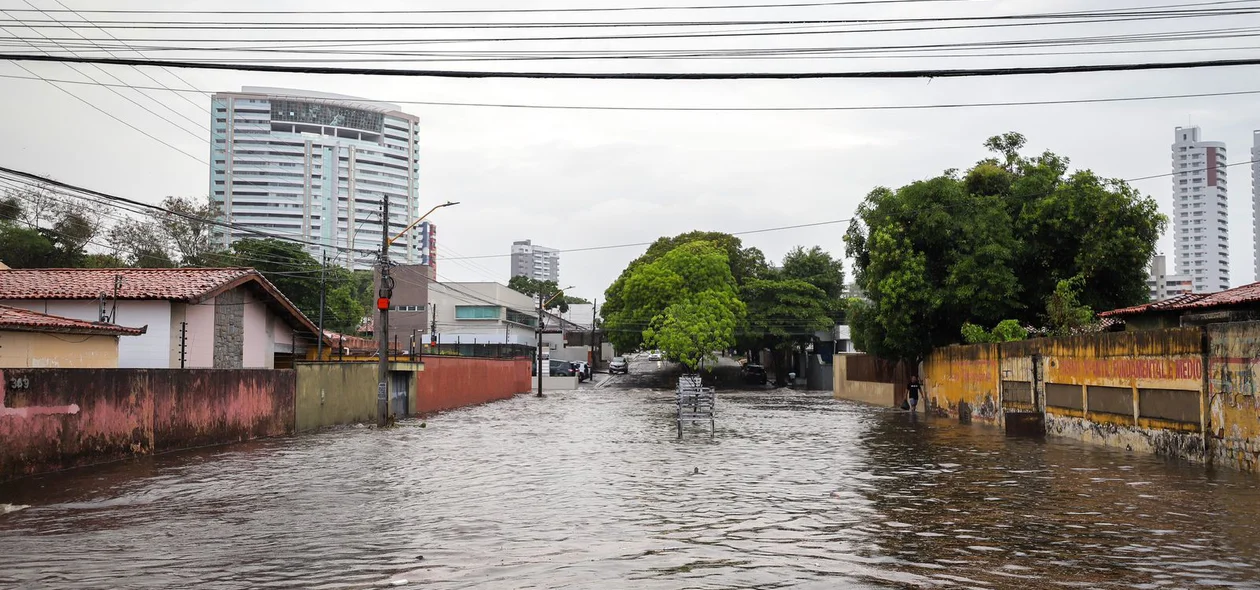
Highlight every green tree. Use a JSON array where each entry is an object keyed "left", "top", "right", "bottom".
[
  {"left": 157, "top": 196, "right": 224, "bottom": 266},
  {"left": 739, "top": 277, "right": 834, "bottom": 381},
  {"left": 636, "top": 231, "right": 770, "bottom": 286},
  {"left": 645, "top": 289, "right": 743, "bottom": 370},
  {"left": 1046, "top": 275, "right": 1094, "bottom": 336},
  {"left": 0, "top": 223, "right": 62, "bottom": 268},
  {"left": 780, "top": 245, "right": 847, "bottom": 322},
  {"left": 603, "top": 241, "right": 744, "bottom": 355},
  {"left": 225, "top": 238, "right": 365, "bottom": 334},
  {"left": 961, "top": 319, "right": 1027, "bottom": 344},
  {"left": 846, "top": 132, "right": 1163, "bottom": 363},
  {"left": 0, "top": 197, "right": 21, "bottom": 222},
  {"left": 507, "top": 275, "right": 572, "bottom": 312}
]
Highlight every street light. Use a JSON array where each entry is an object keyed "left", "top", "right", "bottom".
[
  {"left": 537, "top": 285, "right": 574, "bottom": 398},
  {"left": 377, "top": 200, "right": 460, "bottom": 427}
]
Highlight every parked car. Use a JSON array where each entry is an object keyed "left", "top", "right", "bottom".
[
  {"left": 741, "top": 363, "right": 769, "bottom": 385},
  {"left": 609, "top": 356, "right": 629, "bottom": 374},
  {"left": 570, "top": 361, "right": 591, "bottom": 382},
  {"left": 647, "top": 350, "right": 662, "bottom": 361},
  {"left": 549, "top": 359, "right": 576, "bottom": 377}
]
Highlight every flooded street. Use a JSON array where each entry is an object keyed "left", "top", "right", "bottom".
[{"left": 3, "top": 359, "right": 1260, "bottom": 589}]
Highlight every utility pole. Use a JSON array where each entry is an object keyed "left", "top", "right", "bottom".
[
  {"left": 317, "top": 251, "right": 327, "bottom": 360},
  {"left": 430, "top": 303, "right": 437, "bottom": 353},
  {"left": 591, "top": 299, "right": 597, "bottom": 367},
  {"left": 376, "top": 198, "right": 393, "bottom": 427},
  {"left": 537, "top": 291, "right": 544, "bottom": 397}
]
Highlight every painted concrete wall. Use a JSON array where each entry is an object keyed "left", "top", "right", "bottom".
[
  {"left": 924, "top": 329, "right": 1213, "bottom": 466},
  {"left": 1206, "top": 322, "right": 1260, "bottom": 472},
  {"left": 294, "top": 363, "right": 378, "bottom": 432},
  {"left": 413, "top": 357, "right": 531, "bottom": 414},
  {"left": 0, "top": 330, "right": 121, "bottom": 368},
  {"left": 1037, "top": 330, "right": 1205, "bottom": 461},
  {"left": 923, "top": 344, "right": 1002, "bottom": 426},
  {"left": 0, "top": 368, "right": 295, "bottom": 481},
  {"left": 832, "top": 355, "right": 896, "bottom": 406}
]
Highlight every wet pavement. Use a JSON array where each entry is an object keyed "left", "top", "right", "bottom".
[{"left": 2, "top": 357, "right": 1260, "bottom": 589}]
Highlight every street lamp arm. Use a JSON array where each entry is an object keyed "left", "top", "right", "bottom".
[
  {"left": 543, "top": 286, "right": 575, "bottom": 308},
  {"left": 387, "top": 201, "right": 459, "bottom": 246}
]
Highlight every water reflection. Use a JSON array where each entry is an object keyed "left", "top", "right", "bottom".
[{"left": 1, "top": 388, "right": 1258, "bottom": 589}]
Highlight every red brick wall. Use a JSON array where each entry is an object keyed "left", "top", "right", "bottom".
[
  {"left": 414, "top": 357, "right": 531, "bottom": 414},
  {"left": 0, "top": 368, "right": 294, "bottom": 482}
]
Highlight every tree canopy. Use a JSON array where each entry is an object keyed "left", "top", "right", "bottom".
[
  {"left": 225, "top": 238, "right": 368, "bottom": 334},
  {"left": 845, "top": 132, "right": 1165, "bottom": 363}
]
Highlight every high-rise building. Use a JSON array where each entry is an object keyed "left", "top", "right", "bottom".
[
  {"left": 1147, "top": 254, "right": 1193, "bottom": 301},
  {"left": 510, "top": 240, "right": 560, "bottom": 282},
  {"left": 1171, "top": 126, "right": 1229, "bottom": 292},
  {"left": 1253, "top": 130, "right": 1260, "bottom": 283},
  {"left": 210, "top": 87, "right": 429, "bottom": 269}
]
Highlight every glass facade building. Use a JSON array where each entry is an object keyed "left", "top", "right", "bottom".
[{"left": 210, "top": 87, "right": 426, "bottom": 269}]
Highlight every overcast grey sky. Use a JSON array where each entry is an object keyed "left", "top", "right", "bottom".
[{"left": 1, "top": 0, "right": 1259, "bottom": 303}]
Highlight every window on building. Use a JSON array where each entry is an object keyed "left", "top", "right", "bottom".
[{"left": 455, "top": 305, "right": 501, "bottom": 320}]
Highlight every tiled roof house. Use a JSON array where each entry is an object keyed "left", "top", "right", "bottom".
[
  {"left": 1100, "top": 282, "right": 1260, "bottom": 330},
  {"left": 0, "top": 304, "right": 146, "bottom": 368},
  {"left": 0, "top": 268, "right": 322, "bottom": 369}
]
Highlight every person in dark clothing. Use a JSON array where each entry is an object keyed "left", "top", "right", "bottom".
[{"left": 907, "top": 375, "right": 923, "bottom": 413}]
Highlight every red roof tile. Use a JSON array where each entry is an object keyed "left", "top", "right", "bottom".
[
  {"left": 0, "top": 268, "right": 324, "bottom": 341},
  {"left": 0, "top": 268, "right": 256, "bottom": 301},
  {"left": 0, "top": 304, "right": 146, "bottom": 336},
  {"left": 1100, "top": 282, "right": 1260, "bottom": 317}
]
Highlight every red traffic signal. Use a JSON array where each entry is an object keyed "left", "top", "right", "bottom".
[{"left": 376, "top": 297, "right": 390, "bottom": 311}]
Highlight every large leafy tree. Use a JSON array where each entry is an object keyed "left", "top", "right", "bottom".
[
  {"left": 225, "top": 238, "right": 365, "bottom": 334},
  {"left": 846, "top": 132, "right": 1165, "bottom": 363},
  {"left": 780, "top": 245, "right": 847, "bottom": 322},
  {"left": 739, "top": 277, "right": 834, "bottom": 381},
  {"left": 603, "top": 241, "right": 744, "bottom": 360},
  {"left": 506, "top": 275, "right": 586, "bottom": 312}
]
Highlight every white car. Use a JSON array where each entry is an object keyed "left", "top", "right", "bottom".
[{"left": 648, "top": 351, "right": 662, "bottom": 361}]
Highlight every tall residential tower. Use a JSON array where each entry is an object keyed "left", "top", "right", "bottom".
[
  {"left": 1171, "top": 126, "right": 1229, "bottom": 293},
  {"left": 510, "top": 240, "right": 560, "bottom": 282},
  {"left": 210, "top": 87, "right": 430, "bottom": 269}
]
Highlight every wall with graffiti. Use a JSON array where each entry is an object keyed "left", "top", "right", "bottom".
[
  {"left": 923, "top": 344, "right": 1001, "bottom": 426},
  {"left": 1038, "top": 329, "right": 1205, "bottom": 461},
  {"left": 1207, "top": 322, "right": 1260, "bottom": 472}
]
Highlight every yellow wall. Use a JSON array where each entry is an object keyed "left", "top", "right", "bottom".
[
  {"left": 1206, "top": 322, "right": 1260, "bottom": 472},
  {"left": 832, "top": 359, "right": 895, "bottom": 406},
  {"left": 294, "top": 362, "right": 378, "bottom": 432},
  {"left": 923, "top": 344, "right": 1002, "bottom": 425},
  {"left": 0, "top": 330, "right": 120, "bottom": 368}
]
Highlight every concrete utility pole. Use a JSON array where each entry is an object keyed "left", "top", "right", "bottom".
[
  {"left": 377, "top": 199, "right": 459, "bottom": 427},
  {"left": 317, "top": 251, "right": 326, "bottom": 360},
  {"left": 536, "top": 286, "right": 573, "bottom": 398},
  {"left": 376, "top": 198, "right": 393, "bottom": 427},
  {"left": 537, "top": 291, "right": 544, "bottom": 398}
]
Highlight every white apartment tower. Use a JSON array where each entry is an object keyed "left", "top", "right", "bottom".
[
  {"left": 510, "top": 240, "right": 560, "bottom": 282},
  {"left": 1171, "top": 126, "right": 1229, "bottom": 293},
  {"left": 210, "top": 87, "right": 428, "bottom": 269}
]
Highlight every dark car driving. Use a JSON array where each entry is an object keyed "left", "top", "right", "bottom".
[{"left": 740, "top": 363, "right": 768, "bottom": 385}]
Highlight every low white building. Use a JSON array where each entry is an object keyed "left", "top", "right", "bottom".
[
  {"left": 0, "top": 268, "right": 321, "bottom": 369},
  {"left": 1148, "top": 254, "right": 1194, "bottom": 302},
  {"left": 425, "top": 282, "right": 538, "bottom": 345}
]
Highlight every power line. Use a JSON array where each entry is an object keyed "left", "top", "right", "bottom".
[
  {"left": 0, "top": 1, "right": 1012, "bottom": 16},
  {"left": 5, "top": 52, "right": 1260, "bottom": 79},
  {"left": 8, "top": 70, "right": 1259, "bottom": 113}
]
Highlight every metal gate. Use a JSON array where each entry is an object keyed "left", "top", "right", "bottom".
[{"left": 390, "top": 372, "right": 410, "bottom": 418}]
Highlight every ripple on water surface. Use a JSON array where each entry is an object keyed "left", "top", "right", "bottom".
[{"left": 2, "top": 387, "right": 1259, "bottom": 589}]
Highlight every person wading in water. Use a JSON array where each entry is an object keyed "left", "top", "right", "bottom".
[{"left": 907, "top": 375, "right": 923, "bottom": 414}]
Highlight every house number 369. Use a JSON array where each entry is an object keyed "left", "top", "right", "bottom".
[{"left": 9, "top": 377, "right": 30, "bottom": 390}]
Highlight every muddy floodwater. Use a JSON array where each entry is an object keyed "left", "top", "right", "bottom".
[{"left": 3, "top": 373, "right": 1260, "bottom": 589}]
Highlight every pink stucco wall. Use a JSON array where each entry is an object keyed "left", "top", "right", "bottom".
[
  {"left": 242, "top": 291, "right": 271, "bottom": 368},
  {"left": 0, "top": 368, "right": 294, "bottom": 482}
]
